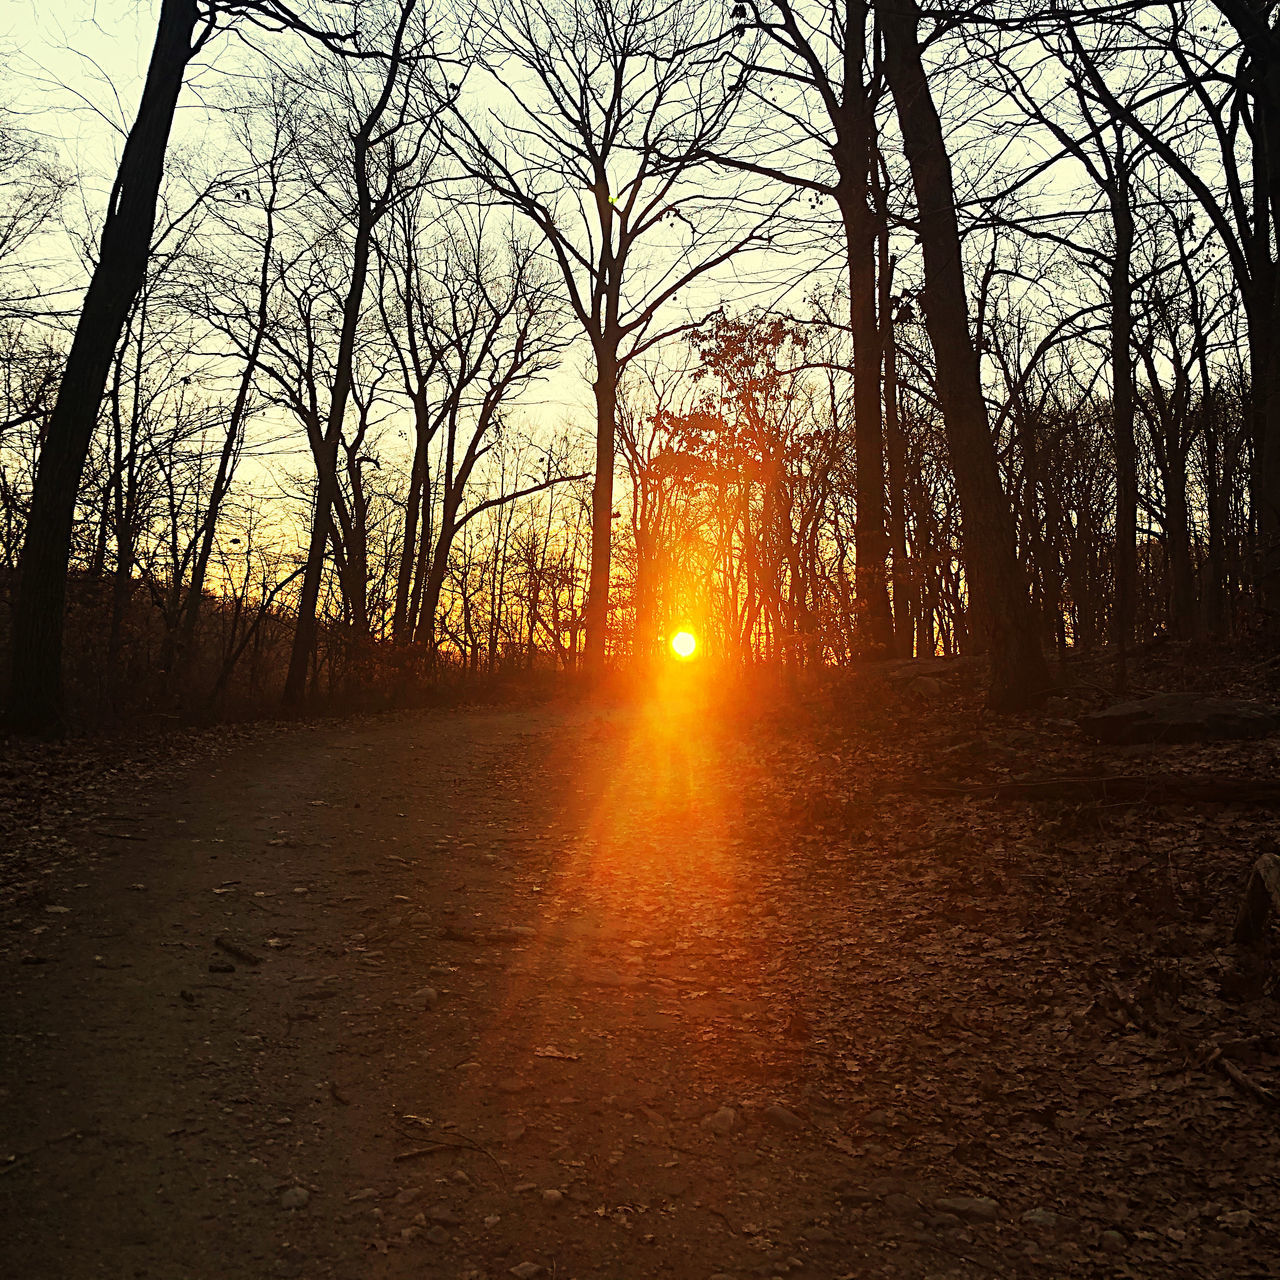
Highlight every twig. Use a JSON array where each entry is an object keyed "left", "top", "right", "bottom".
[
  {"left": 214, "top": 935, "right": 263, "bottom": 966},
  {"left": 1217, "top": 1055, "right": 1279, "bottom": 1109}
]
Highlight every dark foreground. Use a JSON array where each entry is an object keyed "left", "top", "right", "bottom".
[{"left": 2, "top": 671, "right": 1279, "bottom": 1278}]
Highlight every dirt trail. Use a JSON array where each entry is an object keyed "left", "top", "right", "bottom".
[{"left": 2, "top": 690, "right": 1278, "bottom": 1279}]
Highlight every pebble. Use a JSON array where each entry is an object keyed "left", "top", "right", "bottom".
[
  {"left": 426, "top": 1226, "right": 450, "bottom": 1245},
  {"left": 802, "top": 1225, "right": 835, "bottom": 1242},
  {"left": 1021, "top": 1208, "right": 1061, "bottom": 1229},
  {"left": 542, "top": 1189, "right": 564, "bottom": 1206},
  {"left": 864, "top": 1110, "right": 890, "bottom": 1130},
  {"left": 702, "top": 1106, "right": 738, "bottom": 1134},
  {"left": 883, "top": 1193, "right": 917, "bottom": 1216},
  {"left": 510, "top": 1264, "right": 543, "bottom": 1279},
  {"left": 484, "top": 1214, "right": 501, "bottom": 1228},
  {"left": 395, "top": 1188, "right": 421, "bottom": 1206},
  {"left": 279, "top": 1186, "right": 310, "bottom": 1210},
  {"left": 762, "top": 1104, "right": 804, "bottom": 1132},
  {"left": 426, "top": 1204, "right": 460, "bottom": 1225},
  {"left": 498, "top": 1077, "right": 527, "bottom": 1093},
  {"left": 935, "top": 1196, "right": 1000, "bottom": 1223},
  {"left": 412, "top": 986, "right": 440, "bottom": 1010},
  {"left": 1099, "top": 1230, "right": 1127, "bottom": 1253}
]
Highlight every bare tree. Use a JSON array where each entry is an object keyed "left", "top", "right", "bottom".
[
  {"left": 443, "top": 0, "right": 776, "bottom": 674},
  {"left": 880, "top": 0, "right": 1049, "bottom": 708}
]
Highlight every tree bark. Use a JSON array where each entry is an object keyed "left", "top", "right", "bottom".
[
  {"left": 1108, "top": 146, "right": 1137, "bottom": 687},
  {"left": 8, "top": 0, "right": 197, "bottom": 734},
  {"left": 881, "top": 0, "right": 1049, "bottom": 709},
  {"left": 584, "top": 343, "right": 619, "bottom": 676}
]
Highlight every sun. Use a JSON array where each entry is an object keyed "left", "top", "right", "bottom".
[{"left": 670, "top": 630, "right": 697, "bottom": 659}]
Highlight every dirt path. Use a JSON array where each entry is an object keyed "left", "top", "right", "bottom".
[{"left": 2, "top": 690, "right": 1278, "bottom": 1279}]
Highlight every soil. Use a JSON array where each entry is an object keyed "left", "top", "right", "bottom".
[{"left": 3, "top": 666, "right": 1280, "bottom": 1279}]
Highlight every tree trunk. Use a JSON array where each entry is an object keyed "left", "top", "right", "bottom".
[
  {"left": 881, "top": 0, "right": 1049, "bottom": 709},
  {"left": 584, "top": 342, "right": 619, "bottom": 676},
  {"left": 8, "top": 0, "right": 197, "bottom": 734},
  {"left": 836, "top": 76, "right": 893, "bottom": 652},
  {"left": 1109, "top": 150, "right": 1137, "bottom": 687}
]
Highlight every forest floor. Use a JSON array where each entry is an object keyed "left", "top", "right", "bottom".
[{"left": 3, "top": 650, "right": 1280, "bottom": 1280}]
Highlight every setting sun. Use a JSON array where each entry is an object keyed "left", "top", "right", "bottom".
[{"left": 671, "top": 630, "right": 697, "bottom": 658}]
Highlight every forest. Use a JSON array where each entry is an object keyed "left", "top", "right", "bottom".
[
  {"left": 1, "top": 0, "right": 1273, "bottom": 732},
  {"left": 6, "top": 6, "right": 1280, "bottom": 1278}
]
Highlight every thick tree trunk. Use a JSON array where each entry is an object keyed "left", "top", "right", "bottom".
[
  {"left": 8, "top": 0, "right": 197, "bottom": 734},
  {"left": 584, "top": 343, "right": 619, "bottom": 676},
  {"left": 881, "top": 0, "right": 1049, "bottom": 709}
]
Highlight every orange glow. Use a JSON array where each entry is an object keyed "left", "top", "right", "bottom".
[{"left": 670, "top": 630, "right": 697, "bottom": 659}]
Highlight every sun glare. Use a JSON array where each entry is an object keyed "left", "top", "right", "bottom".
[{"left": 671, "top": 630, "right": 697, "bottom": 659}]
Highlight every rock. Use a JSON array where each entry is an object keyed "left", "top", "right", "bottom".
[
  {"left": 802, "top": 1225, "right": 835, "bottom": 1242},
  {"left": 702, "top": 1106, "right": 738, "bottom": 1134},
  {"left": 279, "top": 1186, "right": 310, "bottom": 1210},
  {"left": 412, "top": 986, "right": 439, "bottom": 1010},
  {"left": 1078, "top": 693, "right": 1278, "bottom": 745},
  {"left": 592, "top": 969, "right": 641, "bottom": 989},
  {"left": 395, "top": 1187, "right": 421, "bottom": 1206},
  {"left": 498, "top": 1076, "right": 527, "bottom": 1093},
  {"left": 883, "top": 1193, "right": 918, "bottom": 1216},
  {"left": 905, "top": 676, "right": 945, "bottom": 699},
  {"left": 541, "top": 1189, "right": 564, "bottom": 1206},
  {"left": 935, "top": 1196, "right": 1000, "bottom": 1223},
  {"left": 864, "top": 1110, "right": 890, "bottom": 1131},
  {"left": 762, "top": 1104, "right": 804, "bottom": 1132},
  {"left": 484, "top": 1214, "right": 501, "bottom": 1228},
  {"left": 425, "top": 1226, "right": 450, "bottom": 1245},
  {"left": 1020, "top": 1208, "right": 1062, "bottom": 1229},
  {"left": 509, "top": 1264, "right": 543, "bottom": 1280},
  {"left": 426, "top": 1204, "right": 460, "bottom": 1226},
  {"left": 1099, "top": 1229, "right": 1127, "bottom": 1253},
  {"left": 348, "top": 1187, "right": 378, "bottom": 1202}
]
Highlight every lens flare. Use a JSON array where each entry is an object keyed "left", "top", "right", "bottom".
[{"left": 671, "top": 630, "right": 697, "bottom": 658}]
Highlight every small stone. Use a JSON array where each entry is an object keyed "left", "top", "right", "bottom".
[
  {"left": 484, "top": 1214, "right": 501, "bottom": 1228},
  {"left": 763, "top": 1104, "right": 804, "bottom": 1131},
  {"left": 883, "top": 1193, "right": 917, "bottom": 1216},
  {"left": 395, "top": 1187, "right": 421, "bottom": 1206},
  {"left": 510, "top": 1264, "right": 543, "bottom": 1279},
  {"left": 498, "top": 1077, "right": 527, "bottom": 1093},
  {"left": 43, "top": 905, "right": 70, "bottom": 914},
  {"left": 1219, "top": 1209, "right": 1251, "bottom": 1230},
  {"left": 449, "top": 1169, "right": 471, "bottom": 1185},
  {"left": 542, "top": 1189, "right": 564, "bottom": 1206},
  {"left": 209, "top": 961, "right": 236, "bottom": 974},
  {"left": 709, "top": 1274, "right": 736, "bottom": 1280},
  {"left": 1021, "top": 1208, "right": 1061, "bottom": 1229},
  {"left": 702, "top": 1106, "right": 738, "bottom": 1134},
  {"left": 279, "top": 1186, "right": 310, "bottom": 1210},
  {"left": 348, "top": 1188, "right": 378, "bottom": 1202},
  {"left": 413, "top": 986, "right": 440, "bottom": 1010},
  {"left": 425, "top": 1225, "right": 450, "bottom": 1245},
  {"left": 426, "top": 1204, "right": 460, "bottom": 1225},
  {"left": 513, "top": 1182, "right": 537, "bottom": 1193},
  {"left": 936, "top": 1196, "right": 1000, "bottom": 1223},
  {"left": 864, "top": 1110, "right": 890, "bottom": 1131},
  {"left": 802, "top": 1226, "right": 835, "bottom": 1242},
  {"left": 1099, "top": 1229, "right": 1127, "bottom": 1253}
]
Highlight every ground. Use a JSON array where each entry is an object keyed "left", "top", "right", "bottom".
[{"left": 2, "top": 659, "right": 1280, "bottom": 1279}]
